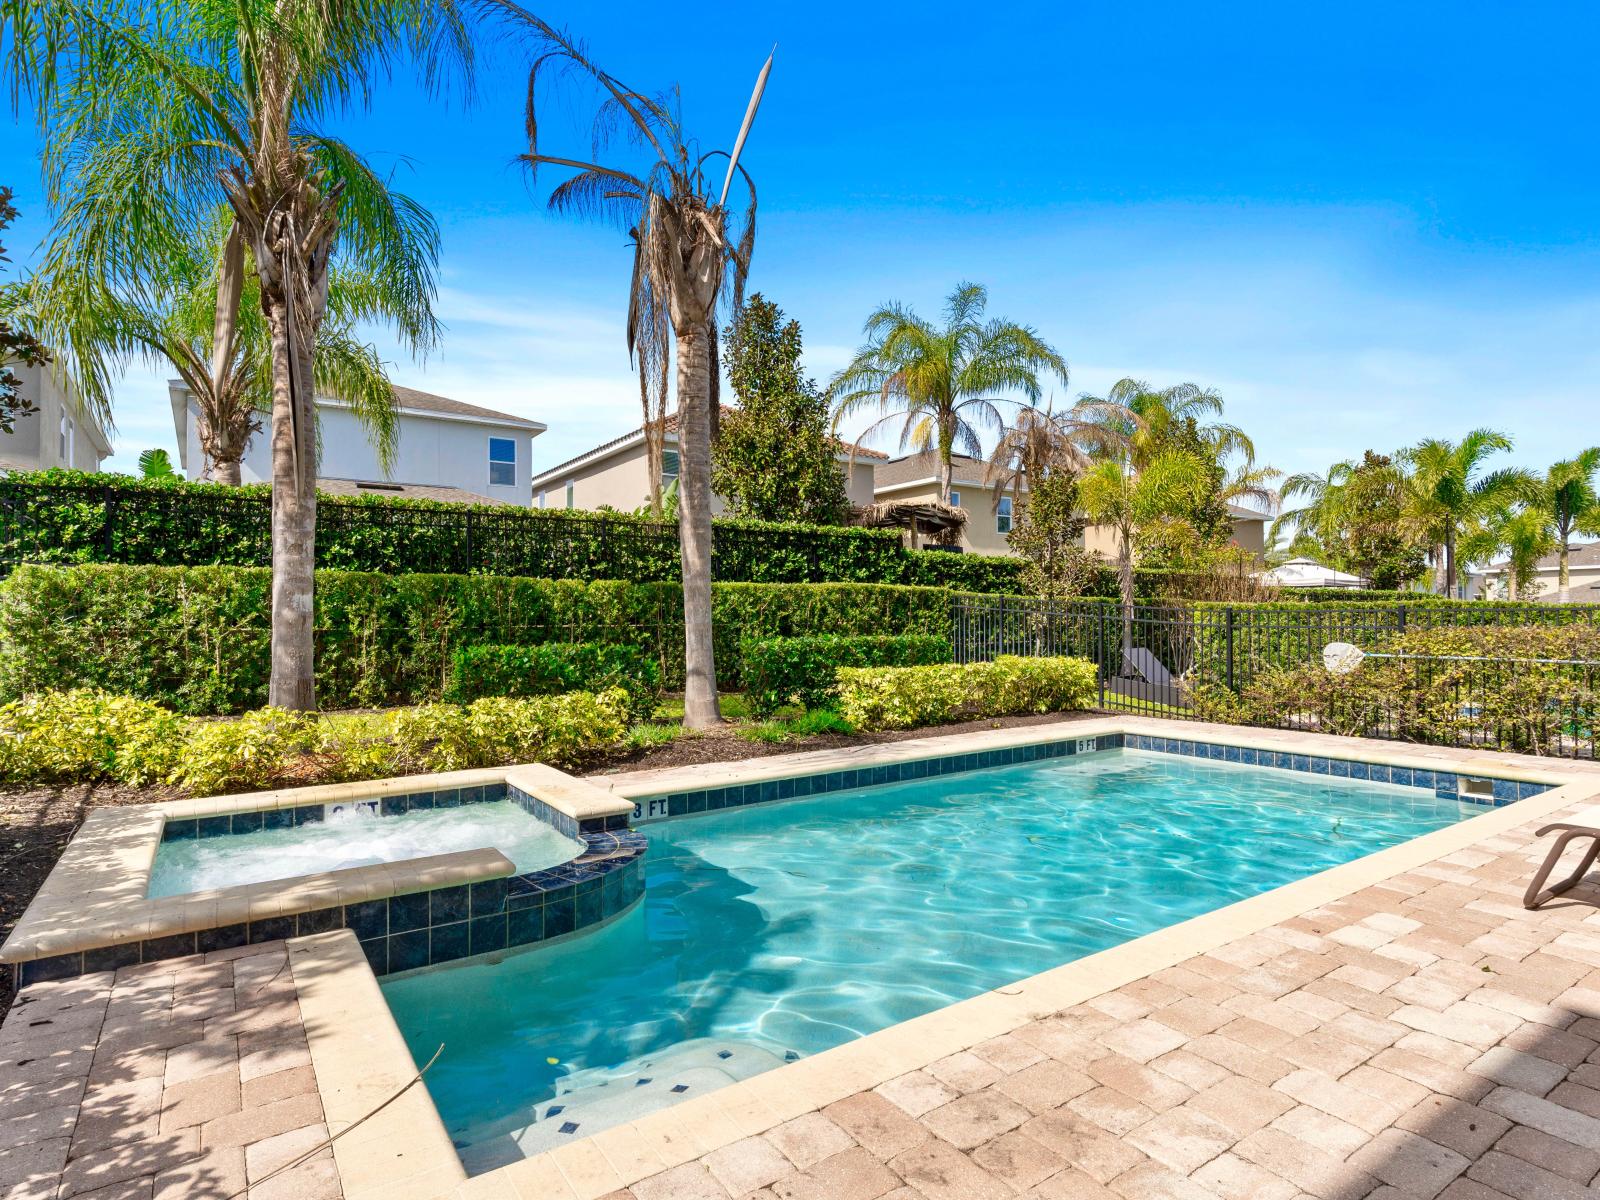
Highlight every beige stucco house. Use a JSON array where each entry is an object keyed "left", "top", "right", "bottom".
[
  {"left": 870, "top": 450, "right": 1270, "bottom": 561},
  {"left": 530, "top": 410, "right": 885, "bottom": 515},
  {"left": 1474, "top": 542, "right": 1600, "bottom": 603},
  {"left": 0, "top": 360, "right": 113, "bottom": 473}
]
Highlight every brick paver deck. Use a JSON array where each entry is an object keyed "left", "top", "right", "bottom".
[
  {"left": 7, "top": 776, "right": 1600, "bottom": 1198},
  {"left": 0, "top": 942, "right": 340, "bottom": 1200}
]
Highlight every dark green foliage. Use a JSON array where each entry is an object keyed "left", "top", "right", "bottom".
[
  {"left": 0, "top": 564, "right": 955, "bottom": 713},
  {"left": 902, "top": 550, "right": 1027, "bottom": 593},
  {"left": 446, "top": 642, "right": 661, "bottom": 719},
  {"left": 712, "top": 295, "right": 852, "bottom": 525},
  {"left": 742, "top": 633, "right": 951, "bottom": 716},
  {"left": 0, "top": 188, "right": 47, "bottom": 434}
]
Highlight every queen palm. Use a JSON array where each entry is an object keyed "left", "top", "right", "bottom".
[
  {"left": 829, "top": 283, "right": 1069, "bottom": 504},
  {"left": 1083, "top": 378, "right": 1256, "bottom": 471},
  {"left": 1538, "top": 449, "right": 1600, "bottom": 599},
  {"left": 983, "top": 397, "right": 1126, "bottom": 507},
  {"left": 1271, "top": 460, "right": 1354, "bottom": 559},
  {"left": 8, "top": 213, "right": 401, "bottom": 484},
  {"left": 8, "top": 0, "right": 465, "bottom": 708},
  {"left": 500, "top": 10, "right": 770, "bottom": 728},
  {"left": 1403, "top": 430, "right": 1537, "bottom": 597}
]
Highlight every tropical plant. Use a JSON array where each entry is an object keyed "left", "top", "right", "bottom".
[
  {"left": 829, "top": 282, "right": 1069, "bottom": 503},
  {"left": 984, "top": 397, "right": 1123, "bottom": 503},
  {"left": 1402, "top": 430, "right": 1538, "bottom": 596},
  {"left": 136, "top": 448, "right": 177, "bottom": 480},
  {"left": 7, "top": 0, "right": 463, "bottom": 709},
  {"left": 504, "top": 11, "right": 772, "bottom": 728},
  {"left": 0, "top": 187, "right": 46, "bottom": 434},
  {"left": 1006, "top": 470, "right": 1097, "bottom": 601},
  {"left": 1272, "top": 459, "right": 1354, "bottom": 557},
  {"left": 1538, "top": 449, "right": 1600, "bottom": 599},
  {"left": 712, "top": 294, "right": 851, "bottom": 525},
  {"left": 1462, "top": 507, "right": 1555, "bottom": 601},
  {"left": 10, "top": 212, "right": 402, "bottom": 484}
]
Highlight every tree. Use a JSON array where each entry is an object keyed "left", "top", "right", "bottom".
[
  {"left": 829, "top": 283, "right": 1069, "bottom": 503},
  {"left": 1462, "top": 507, "right": 1554, "bottom": 601},
  {"left": 1538, "top": 449, "right": 1600, "bottom": 599},
  {"left": 1271, "top": 459, "right": 1354, "bottom": 563},
  {"left": 711, "top": 295, "right": 851, "bottom": 525},
  {"left": 8, "top": 212, "right": 401, "bottom": 484},
  {"left": 1403, "top": 430, "right": 1537, "bottom": 597},
  {"left": 505, "top": 12, "right": 770, "bottom": 729},
  {"left": 984, "top": 398, "right": 1123, "bottom": 502},
  {"left": 9, "top": 0, "right": 463, "bottom": 708},
  {"left": 0, "top": 187, "right": 47, "bottom": 434},
  {"left": 1008, "top": 470, "right": 1096, "bottom": 601},
  {"left": 1338, "top": 452, "right": 1427, "bottom": 589},
  {"left": 137, "top": 448, "right": 178, "bottom": 480}
]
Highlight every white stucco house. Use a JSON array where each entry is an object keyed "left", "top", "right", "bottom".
[
  {"left": 0, "top": 360, "right": 113, "bottom": 473},
  {"left": 1473, "top": 543, "right": 1600, "bottom": 603},
  {"left": 169, "top": 382, "right": 546, "bottom": 506},
  {"left": 530, "top": 409, "right": 884, "bottom": 514}
]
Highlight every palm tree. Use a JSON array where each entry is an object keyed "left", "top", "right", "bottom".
[
  {"left": 1538, "top": 449, "right": 1600, "bottom": 599},
  {"left": 983, "top": 397, "right": 1125, "bottom": 508},
  {"left": 1083, "top": 378, "right": 1256, "bottom": 471},
  {"left": 9, "top": 0, "right": 466, "bottom": 708},
  {"left": 1462, "top": 507, "right": 1554, "bottom": 601},
  {"left": 8, "top": 213, "right": 401, "bottom": 484},
  {"left": 1077, "top": 450, "right": 1216, "bottom": 667},
  {"left": 500, "top": 11, "right": 770, "bottom": 729},
  {"left": 829, "top": 283, "right": 1069, "bottom": 503},
  {"left": 1403, "top": 430, "right": 1538, "bottom": 597},
  {"left": 1271, "top": 459, "right": 1355, "bottom": 560}
]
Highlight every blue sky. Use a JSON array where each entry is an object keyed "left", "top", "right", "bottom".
[{"left": 4, "top": 0, "right": 1600, "bottom": 485}]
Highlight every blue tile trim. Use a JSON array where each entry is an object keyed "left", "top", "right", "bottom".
[{"left": 160, "top": 779, "right": 513, "bottom": 843}]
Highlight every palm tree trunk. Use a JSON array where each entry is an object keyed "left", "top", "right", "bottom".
[
  {"left": 265, "top": 305, "right": 317, "bottom": 710},
  {"left": 1432, "top": 542, "right": 1448, "bottom": 595},
  {"left": 675, "top": 321, "right": 722, "bottom": 729},
  {"left": 938, "top": 449, "right": 953, "bottom": 506},
  {"left": 1507, "top": 569, "right": 1519, "bottom": 602},
  {"left": 214, "top": 458, "right": 243, "bottom": 486},
  {"left": 1560, "top": 538, "right": 1571, "bottom": 601},
  {"left": 1444, "top": 525, "right": 1456, "bottom": 599}
]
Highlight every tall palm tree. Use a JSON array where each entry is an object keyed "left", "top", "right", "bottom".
[
  {"left": 1539, "top": 449, "right": 1600, "bottom": 599},
  {"left": 1082, "top": 378, "right": 1256, "bottom": 471},
  {"left": 1077, "top": 450, "right": 1216, "bottom": 667},
  {"left": 1462, "top": 507, "right": 1555, "bottom": 601},
  {"left": 1403, "top": 430, "right": 1537, "bottom": 597},
  {"left": 983, "top": 397, "right": 1125, "bottom": 508},
  {"left": 499, "top": 10, "right": 770, "bottom": 729},
  {"left": 1271, "top": 459, "right": 1355, "bottom": 560},
  {"left": 9, "top": 0, "right": 466, "bottom": 708},
  {"left": 7, "top": 212, "right": 401, "bottom": 484},
  {"left": 829, "top": 283, "right": 1069, "bottom": 503}
]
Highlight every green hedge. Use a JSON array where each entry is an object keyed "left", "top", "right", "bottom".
[
  {"left": 445, "top": 642, "right": 662, "bottom": 718},
  {"left": 836, "top": 656, "right": 1097, "bottom": 731},
  {"left": 741, "top": 633, "right": 951, "bottom": 716},
  {"left": 0, "top": 564, "right": 954, "bottom": 714}
]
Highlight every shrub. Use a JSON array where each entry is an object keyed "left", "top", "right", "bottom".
[
  {"left": 446, "top": 642, "right": 661, "bottom": 719},
  {"left": 0, "top": 688, "right": 186, "bottom": 785},
  {"left": 836, "top": 655, "right": 1096, "bottom": 731},
  {"left": 741, "top": 633, "right": 950, "bottom": 716},
  {"left": 388, "top": 690, "right": 631, "bottom": 772},
  {"left": 170, "top": 708, "right": 319, "bottom": 795}
]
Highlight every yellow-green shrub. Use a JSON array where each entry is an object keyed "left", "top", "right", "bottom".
[
  {"left": 170, "top": 708, "right": 319, "bottom": 795},
  {"left": 836, "top": 656, "right": 1096, "bottom": 731},
  {"left": 0, "top": 688, "right": 186, "bottom": 785},
  {"left": 389, "top": 690, "right": 631, "bottom": 772}
]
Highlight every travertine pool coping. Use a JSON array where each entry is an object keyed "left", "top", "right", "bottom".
[
  {"left": 275, "top": 715, "right": 1600, "bottom": 1200},
  {"left": 0, "top": 762, "right": 631, "bottom": 969}
]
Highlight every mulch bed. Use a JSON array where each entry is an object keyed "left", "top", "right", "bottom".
[{"left": 0, "top": 709, "right": 1095, "bottom": 1016}]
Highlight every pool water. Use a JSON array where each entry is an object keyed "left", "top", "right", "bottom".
[
  {"left": 147, "top": 800, "right": 584, "bottom": 898},
  {"left": 381, "top": 750, "right": 1478, "bottom": 1168}
]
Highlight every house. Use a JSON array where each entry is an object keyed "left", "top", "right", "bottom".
[
  {"left": 871, "top": 450, "right": 1271, "bottom": 560},
  {"left": 529, "top": 410, "right": 884, "bottom": 514},
  {"left": 0, "top": 360, "right": 113, "bottom": 473},
  {"left": 1475, "top": 543, "right": 1600, "bottom": 602},
  {"left": 1257, "top": 556, "right": 1365, "bottom": 588},
  {"left": 169, "top": 382, "right": 546, "bottom": 505}
]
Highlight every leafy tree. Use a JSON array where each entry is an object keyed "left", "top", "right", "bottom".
[
  {"left": 1403, "top": 430, "right": 1537, "bottom": 596},
  {"left": 1008, "top": 470, "right": 1097, "bottom": 601},
  {"left": 9, "top": 0, "right": 463, "bottom": 708},
  {"left": 829, "top": 282, "right": 1069, "bottom": 503},
  {"left": 1339, "top": 452, "right": 1428, "bottom": 589},
  {"left": 509, "top": 16, "right": 771, "bottom": 729},
  {"left": 1537, "top": 449, "right": 1600, "bottom": 598},
  {"left": 712, "top": 295, "right": 851, "bottom": 525},
  {"left": 0, "top": 187, "right": 46, "bottom": 434}
]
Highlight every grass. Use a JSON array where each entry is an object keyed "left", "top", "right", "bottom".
[{"left": 734, "top": 708, "right": 855, "bottom": 744}]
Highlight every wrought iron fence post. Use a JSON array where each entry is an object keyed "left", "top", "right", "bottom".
[
  {"left": 1225, "top": 606, "right": 1236, "bottom": 692},
  {"left": 464, "top": 510, "right": 476, "bottom": 574}
]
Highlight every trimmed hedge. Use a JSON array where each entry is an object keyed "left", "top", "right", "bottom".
[
  {"left": 0, "top": 564, "right": 954, "bottom": 714},
  {"left": 446, "top": 642, "right": 661, "bottom": 718},
  {"left": 741, "top": 633, "right": 950, "bottom": 716},
  {"left": 836, "top": 655, "right": 1097, "bottom": 731}
]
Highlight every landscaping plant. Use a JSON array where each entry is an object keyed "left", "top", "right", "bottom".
[
  {"left": 836, "top": 656, "right": 1096, "bottom": 731},
  {"left": 742, "top": 633, "right": 950, "bottom": 716}
]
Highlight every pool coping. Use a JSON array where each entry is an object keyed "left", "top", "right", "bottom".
[
  {"left": 280, "top": 715, "right": 1600, "bottom": 1200},
  {"left": 0, "top": 763, "right": 634, "bottom": 976}
]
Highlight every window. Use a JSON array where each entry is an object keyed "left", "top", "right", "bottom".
[
  {"left": 58, "top": 413, "right": 74, "bottom": 463},
  {"left": 948, "top": 489, "right": 961, "bottom": 509},
  {"left": 997, "top": 496, "right": 1014, "bottom": 534},
  {"left": 488, "top": 437, "right": 516, "bottom": 487},
  {"left": 661, "top": 448, "right": 680, "bottom": 485},
  {"left": 565, "top": 479, "right": 575, "bottom": 510},
  {"left": 537, "top": 491, "right": 546, "bottom": 510}
]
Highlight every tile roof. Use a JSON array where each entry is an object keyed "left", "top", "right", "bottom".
[
  {"left": 386, "top": 385, "right": 543, "bottom": 429},
  {"left": 873, "top": 451, "right": 1000, "bottom": 491},
  {"left": 315, "top": 477, "right": 510, "bottom": 506},
  {"left": 1485, "top": 541, "right": 1600, "bottom": 572}
]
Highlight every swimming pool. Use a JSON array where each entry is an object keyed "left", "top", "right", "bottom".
[
  {"left": 381, "top": 745, "right": 1487, "bottom": 1170},
  {"left": 147, "top": 798, "right": 584, "bottom": 898}
]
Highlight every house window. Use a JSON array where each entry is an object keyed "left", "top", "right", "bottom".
[
  {"left": 997, "top": 496, "right": 1014, "bottom": 534},
  {"left": 58, "top": 413, "right": 74, "bottom": 463},
  {"left": 565, "top": 479, "right": 575, "bottom": 510},
  {"left": 537, "top": 491, "right": 546, "bottom": 509},
  {"left": 661, "top": 448, "right": 680, "bottom": 485},
  {"left": 488, "top": 437, "right": 516, "bottom": 487},
  {"left": 948, "top": 489, "right": 961, "bottom": 509}
]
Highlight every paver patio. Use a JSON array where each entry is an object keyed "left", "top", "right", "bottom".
[{"left": 6, "top": 728, "right": 1600, "bottom": 1199}]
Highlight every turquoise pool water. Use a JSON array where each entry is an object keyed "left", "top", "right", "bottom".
[
  {"left": 381, "top": 749, "right": 1478, "bottom": 1168},
  {"left": 147, "top": 801, "right": 583, "bottom": 898}
]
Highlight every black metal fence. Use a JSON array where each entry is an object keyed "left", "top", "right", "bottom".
[{"left": 953, "top": 595, "right": 1600, "bottom": 758}]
